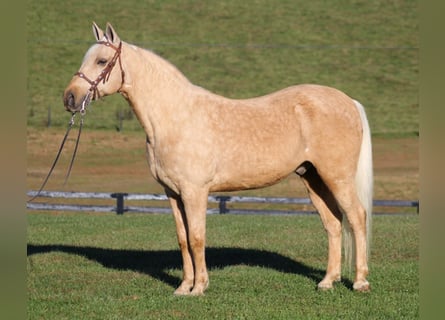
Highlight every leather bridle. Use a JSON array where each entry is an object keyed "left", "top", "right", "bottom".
[
  {"left": 74, "top": 40, "right": 125, "bottom": 103},
  {"left": 28, "top": 40, "right": 126, "bottom": 203}
]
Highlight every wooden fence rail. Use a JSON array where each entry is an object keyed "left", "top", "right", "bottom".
[{"left": 26, "top": 190, "right": 419, "bottom": 215}]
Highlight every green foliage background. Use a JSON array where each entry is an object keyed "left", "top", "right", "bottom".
[{"left": 27, "top": 0, "right": 418, "bottom": 136}]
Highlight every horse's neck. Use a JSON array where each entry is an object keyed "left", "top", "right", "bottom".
[
  {"left": 119, "top": 42, "right": 197, "bottom": 137},
  {"left": 122, "top": 42, "right": 192, "bottom": 98}
]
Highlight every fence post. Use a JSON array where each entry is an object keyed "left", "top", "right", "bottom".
[
  {"left": 216, "top": 196, "right": 230, "bottom": 214},
  {"left": 111, "top": 193, "right": 128, "bottom": 215}
]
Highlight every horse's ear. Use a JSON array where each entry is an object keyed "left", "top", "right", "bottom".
[
  {"left": 105, "top": 22, "right": 120, "bottom": 44},
  {"left": 92, "top": 22, "right": 105, "bottom": 42}
]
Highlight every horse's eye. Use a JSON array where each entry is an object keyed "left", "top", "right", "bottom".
[{"left": 97, "top": 58, "right": 107, "bottom": 65}]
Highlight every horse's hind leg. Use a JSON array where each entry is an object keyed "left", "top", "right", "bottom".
[
  {"left": 305, "top": 165, "right": 370, "bottom": 292},
  {"left": 298, "top": 163, "right": 343, "bottom": 290},
  {"left": 329, "top": 182, "right": 369, "bottom": 291}
]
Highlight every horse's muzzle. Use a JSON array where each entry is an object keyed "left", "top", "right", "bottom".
[{"left": 63, "top": 90, "right": 91, "bottom": 113}]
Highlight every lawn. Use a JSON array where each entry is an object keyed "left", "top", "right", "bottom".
[{"left": 27, "top": 213, "right": 418, "bottom": 319}]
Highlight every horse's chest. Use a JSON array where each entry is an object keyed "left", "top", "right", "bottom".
[{"left": 145, "top": 141, "right": 181, "bottom": 193}]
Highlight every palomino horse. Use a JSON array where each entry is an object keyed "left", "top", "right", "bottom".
[{"left": 63, "top": 23, "right": 373, "bottom": 295}]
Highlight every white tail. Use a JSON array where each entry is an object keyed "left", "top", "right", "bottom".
[{"left": 343, "top": 100, "right": 373, "bottom": 271}]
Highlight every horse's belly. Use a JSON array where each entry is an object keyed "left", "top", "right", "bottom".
[
  {"left": 209, "top": 132, "right": 306, "bottom": 192},
  {"left": 210, "top": 173, "right": 290, "bottom": 192},
  {"left": 210, "top": 156, "right": 299, "bottom": 192}
]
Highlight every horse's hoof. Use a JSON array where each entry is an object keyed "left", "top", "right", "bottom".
[
  {"left": 353, "top": 280, "right": 370, "bottom": 292},
  {"left": 189, "top": 289, "right": 205, "bottom": 296},
  {"left": 317, "top": 282, "right": 334, "bottom": 291},
  {"left": 189, "top": 280, "right": 208, "bottom": 296},
  {"left": 173, "top": 282, "right": 193, "bottom": 296},
  {"left": 173, "top": 288, "right": 190, "bottom": 296}
]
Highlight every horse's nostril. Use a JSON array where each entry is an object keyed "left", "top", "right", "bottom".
[
  {"left": 68, "top": 93, "right": 75, "bottom": 107},
  {"left": 64, "top": 92, "right": 75, "bottom": 110}
]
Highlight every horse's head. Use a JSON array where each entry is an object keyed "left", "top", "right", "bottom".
[{"left": 63, "top": 22, "right": 125, "bottom": 114}]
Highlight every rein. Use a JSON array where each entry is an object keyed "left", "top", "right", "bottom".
[
  {"left": 27, "top": 113, "right": 83, "bottom": 202},
  {"left": 63, "top": 116, "right": 83, "bottom": 185},
  {"left": 28, "top": 40, "right": 124, "bottom": 202}
]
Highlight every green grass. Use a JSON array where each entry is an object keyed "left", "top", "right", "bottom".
[
  {"left": 28, "top": 213, "right": 419, "bottom": 319},
  {"left": 27, "top": 0, "right": 418, "bottom": 136}
]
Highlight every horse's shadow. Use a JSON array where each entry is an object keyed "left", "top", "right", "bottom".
[{"left": 27, "top": 243, "right": 352, "bottom": 290}]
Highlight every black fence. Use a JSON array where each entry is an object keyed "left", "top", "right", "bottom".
[{"left": 26, "top": 190, "right": 419, "bottom": 216}]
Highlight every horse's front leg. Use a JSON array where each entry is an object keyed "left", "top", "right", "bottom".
[
  {"left": 165, "top": 189, "right": 195, "bottom": 295},
  {"left": 181, "top": 186, "right": 209, "bottom": 295}
]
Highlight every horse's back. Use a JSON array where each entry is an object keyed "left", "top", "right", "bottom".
[{"left": 238, "top": 83, "right": 363, "bottom": 154}]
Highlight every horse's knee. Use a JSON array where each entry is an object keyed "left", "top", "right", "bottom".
[
  {"left": 188, "top": 232, "right": 205, "bottom": 251},
  {"left": 177, "top": 237, "right": 188, "bottom": 251},
  {"left": 186, "top": 220, "right": 206, "bottom": 249}
]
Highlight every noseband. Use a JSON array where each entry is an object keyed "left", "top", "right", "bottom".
[{"left": 74, "top": 40, "right": 125, "bottom": 103}]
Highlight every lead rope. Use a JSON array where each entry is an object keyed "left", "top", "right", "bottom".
[
  {"left": 27, "top": 112, "right": 81, "bottom": 202},
  {"left": 63, "top": 115, "right": 84, "bottom": 185},
  {"left": 62, "top": 94, "right": 88, "bottom": 185}
]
